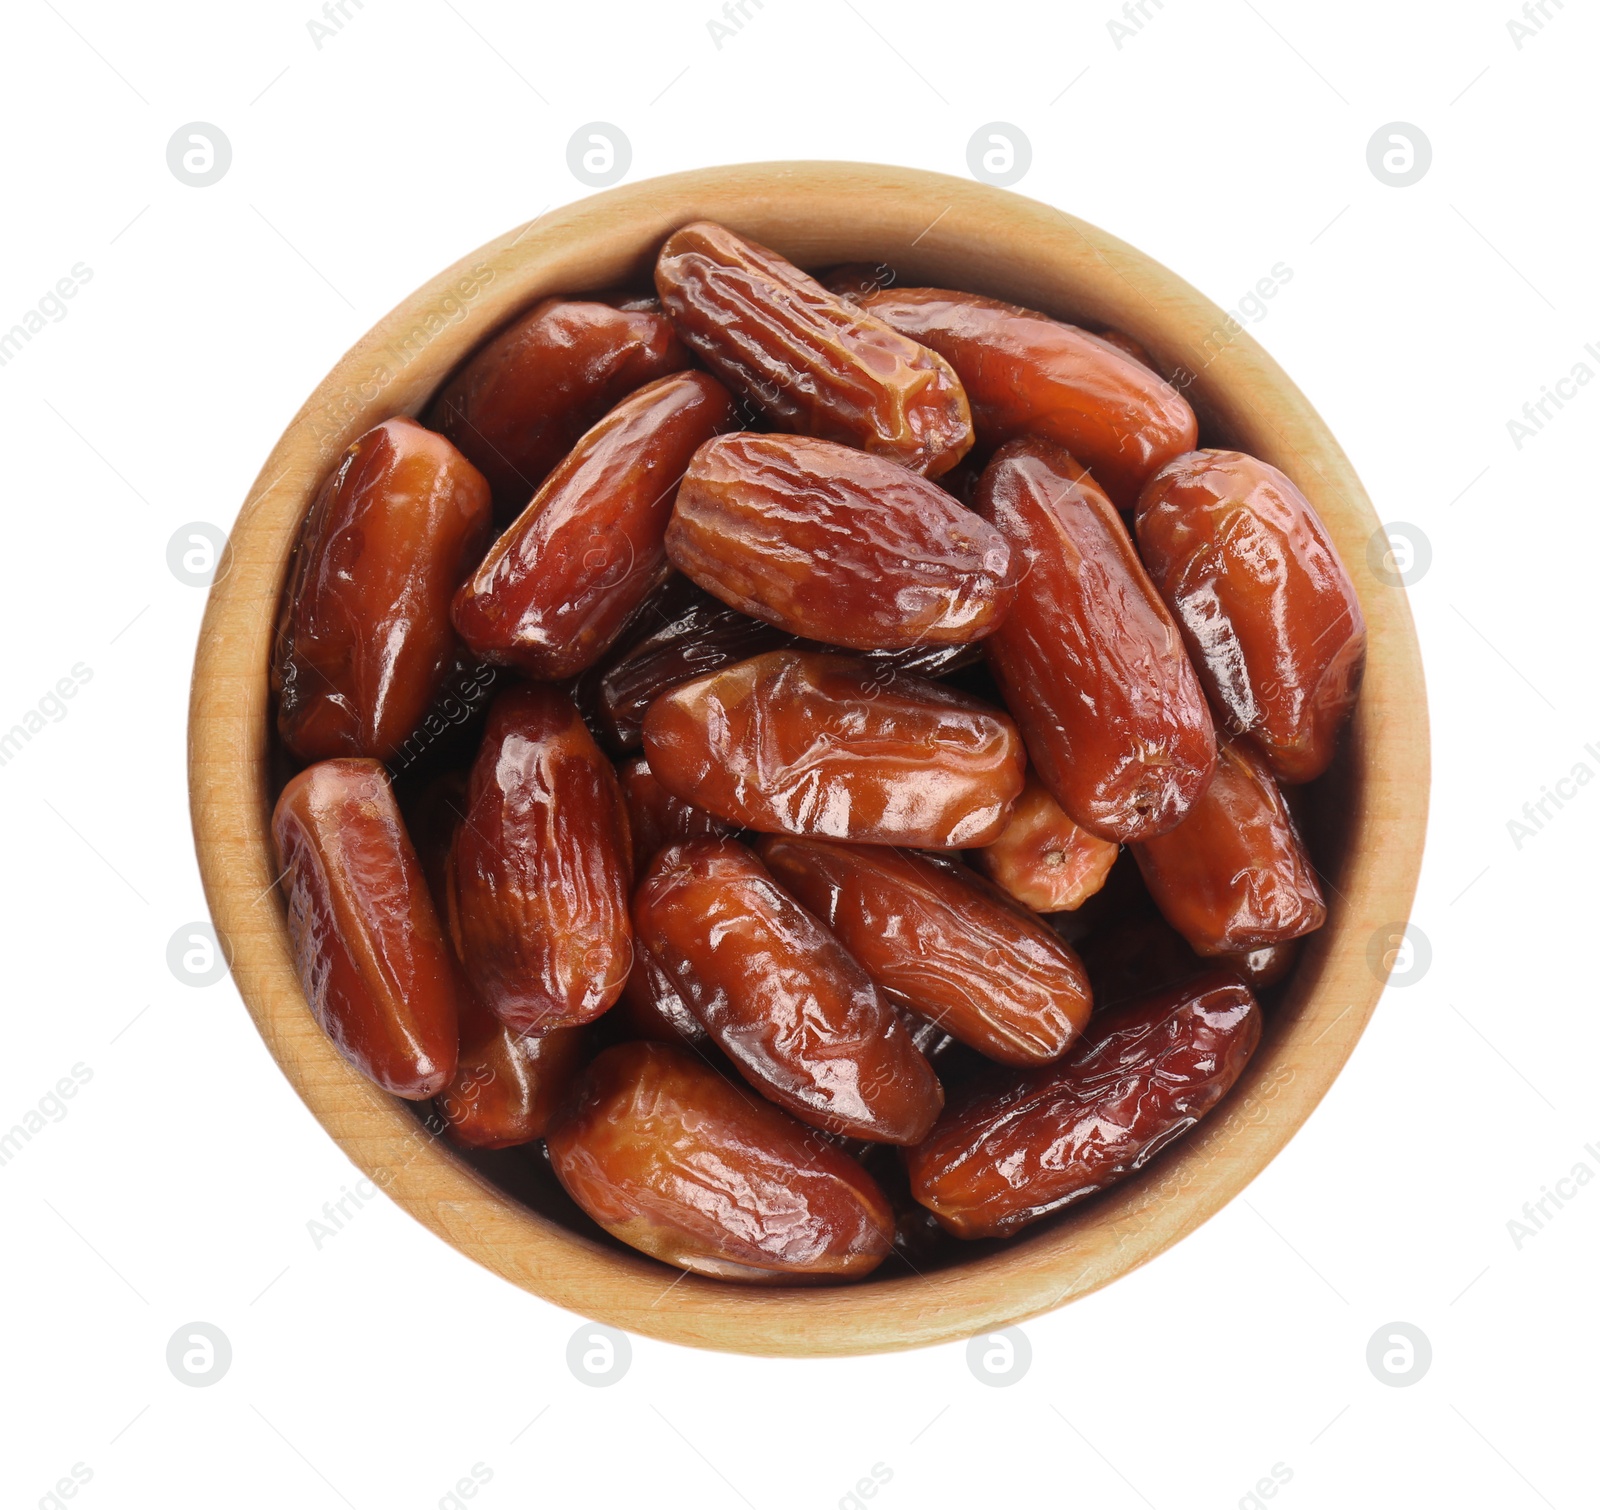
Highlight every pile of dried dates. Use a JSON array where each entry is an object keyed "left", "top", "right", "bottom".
[{"left": 268, "top": 221, "right": 1365, "bottom": 1285}]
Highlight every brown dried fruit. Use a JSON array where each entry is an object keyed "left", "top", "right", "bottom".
[
  {"left": 617, "top": 753, "right": 734, "bottom": 868},
  {"left": 655, "top": 221, "right": 973, "bottom": 476},
  {"left": 758, "top": 836, "right": 1093, "bottom": 1066},
  {"left": 1131, "top": 737, "right": 1326, "bottom": 955},
  {"left": 862, "top": 286, "right": 1196, "bottom": 507},
  {"left": 273, "top": 418, "right": 492, "bottom": 764},
  {"left": 594, "top": 578, "right": 789, "bottom": 751},
  {"left": 642, "top": 649, "right": 1026, "bottom": 848},
  {"left": 452, "top": 371, "right": 736, "bottom": 680},
  {"left": 614, "top": 945, "right": 709, "bottom": 1047},
  {"left": 547, "top": 1040, "right": 896, "bottom": 1282},
  {"left": 448, "top": 684, "right": 634, "bottom": 1034},
  {"left": 905, "top": 970, "right": 1261, "bottom": 1238},
  {"left": 436, "top": 998, "right": 587, "bottom": 1149},
  {"left": 971, "top": 774, "right": 1120, "bottom": 913},
  {"left": 633, "top": 839, "right": 943, "bottom": 1143},
  {"left": 272, "top": 758, "right": 461, "bottom": 1098},
  {"left": 667, "top": 433, "right": 1016, "bottom": 649},
  {"left": 1135, "top": 448, "right": 1367, "bottom": 783},
  {"left": 977, "top": 436, "right": 1216, "bottom": 842}
]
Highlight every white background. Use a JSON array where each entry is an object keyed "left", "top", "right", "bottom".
[{"left": 1, "top": 1, "right": 1595, "bottom": 1506}]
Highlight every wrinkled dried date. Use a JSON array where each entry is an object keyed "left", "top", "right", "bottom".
[
  {"left": 448, "top": 684, "right": 634, "bottom": 1034},
  {"left": 547, "top": 1041, "right": 896, "bottom": 1282},
  {"left": 758, "top": 836, "right": 1093, "bottom": 1066},
  {"left": 272, "top": 758, "right": 461, "bottom": 1098},
  {"left": 1136, "top": 449, "right": 1366, "bottom": 784},
  {"left": 905, "top": 970, "right": 1262, "bottom": 1238},
  {"left": 861, "top": 286, "right": 1196, "bottom": 507},
  {"left": 655, "top": 222, "right": 973, "bottom": 476},
  {"left": 971, "top": 774, "right": 1120, "bottom": 913},
  {"left": 274, "top": 418, "right": 492, "bottom": 764},
  {"left": 452, "top": 371, "right": 736, "bottom": 680},
  {"left": 643, "top": 649, "right": 1026, "bottom": 848},
  {"left": 633, "top": 839, "right": 943, "bottom": 1143},
  {"left": 978, "top": 437, "right": 1216, "bottom": 842},
  {"left": 1132, "top": 737, "right": 1326, "bottom": 955},
  {"left": 428, "top": 296, "right": 689, "bottom": 519},
  {"left": 667, "top": 433, "right": 1017, "bottom": 649}
]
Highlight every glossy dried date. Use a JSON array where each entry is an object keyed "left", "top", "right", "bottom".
[
  {"left": 667, "top": 433, "right": 1017, "bottom": 649},
  {"left": 272, "top": 758, "right": 461, "bottom": 1098},
  {"left": 1132, "top": 737, "right": 1326, "bottom": 955},
  {"left": 273, "top": 418, "right": 492, "bottom": 764},
  {"left": 1135, "top": 449, "right": 1367, "bottom": 783},
  {"left": 448, "top": 684, "right": 634, "bottom": 1033},
  {"left": 437, "top": 996, "right": 587, "bottom": 1149},
  {"left": 643, "top": 649, "right": 1025, "bottom": 848},
  {"left": 971, "top": 774, "right": 1120, "bottom": 913},
  {"left": 861, "top": 287, "right": 1196, "bottom": 507},
  {"left": 905, "top": 970, "right": 1261, "bottom": 1238},
  {"left": 547, "top": 1041, "right": 895, "bottom": 1282},
  {"left": 654, "top": 221, "right": 973, "bottom": 476},
  {"left": 618, "top": 754, "right": 733, "bottom": 866},
  {"left": 427, "top": 296, "right": 689, "bottom": 518},
  {"left": 758, "top": 836, "right": 1093, "bottom": 1066},
  {"left": 452, "top": 371, "right": 736, "bottom": 680},
  {"left": 977, "top": 437, "right": 1216, "bottom": 842},
  {"left": 633, "top": 839, "right": 943, "bottom": 1143}
]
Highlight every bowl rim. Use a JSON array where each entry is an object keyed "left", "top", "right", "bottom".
[{"left": 187, "top": 160, "right": 1429, "bottom": 1357}]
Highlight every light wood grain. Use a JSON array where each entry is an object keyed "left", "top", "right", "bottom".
[{"left": 187, "top": 162, "right": 1429, "bottom": 1357}]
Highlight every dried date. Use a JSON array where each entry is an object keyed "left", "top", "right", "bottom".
[
  {"left": 618, "top": 753, "right": 733, "bottom": 867},
  {"left": 272, "top": 758, "right": 461, "bottom": 1098},
  {"left": 633, "top": 838, "right": 943, "bottom": 1143},
  {"left": 436, "top": 997, "right": 587, "bottom": 1149},
  {"left": 448, "top": 684, "right": 634, "bottom": 1033},
  {"left": 970, "top": 774, "right": 1120, "bottom": 913},
  {"left": 452, "top": 371, "right": 735, "bottom": 680},
  {"left": 273, "top": 418, "right": 492, "bottom": 764},
  {"left": 977, "top": 437, "right": 1216, "bottom": 841},
  {"left": 614, "top": 945, "right": 709, "bottom": 1047},
  {"left": 594, "top": 579, "right": 789, "bottom": 750},
  {"left": 1135, "top": 448, "right": 1366, "bottom": 783},
  {"left": 1131, "top": 736, "right": 1326, "bottom": 955},
  {"left": 642, "top": 649, "right": 1025, "bottom": 848},
  {"left": 655, "top": 221, "right": 973, "bottom": 476},
  {"left": 547, "top": 1041, "right": 896, "bottom": 1282},
  {"left": 667, "top": 433, "right": 1017, "bottom": 649},
  {"left": 758, "top": 836, "right": 1093, "bottom": 1066},
  {"left": 861, "top": 286, "right": 1196, "bottom": 507},
  {"left": 905, "top": 970, "right": 1261, "bottom": 1238}
]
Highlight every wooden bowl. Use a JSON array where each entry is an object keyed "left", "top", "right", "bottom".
[{"left": 188, "top": 162, "right": 1428, "bottom": 1357}]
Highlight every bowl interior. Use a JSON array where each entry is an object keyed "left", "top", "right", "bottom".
[{"left": 189, "top": 162, "right": 1427, "bottom": 1356}]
